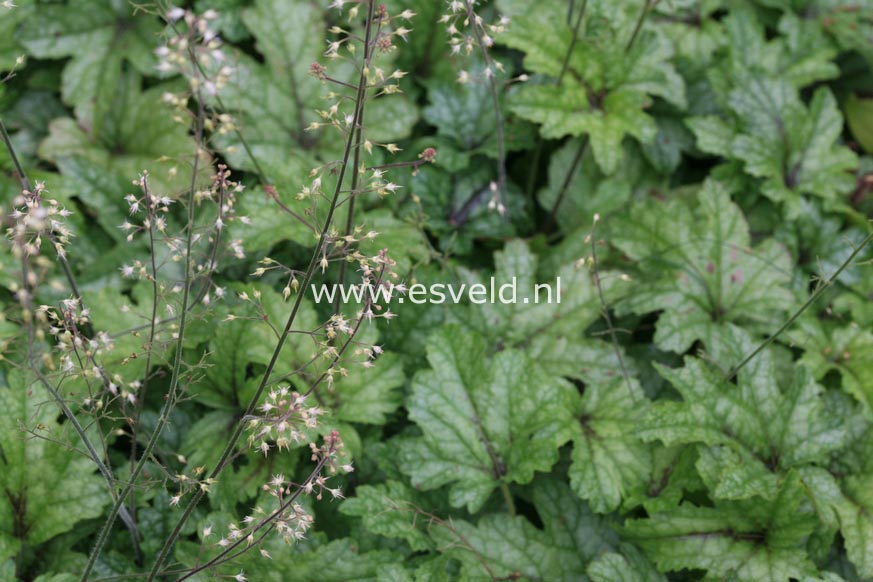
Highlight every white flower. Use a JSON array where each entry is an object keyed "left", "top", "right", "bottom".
[{"left": 167, "top": 6, "right": 185, "bottom": 22}]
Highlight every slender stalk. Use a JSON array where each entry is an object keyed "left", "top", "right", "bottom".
[
  {"left": 626, "top": 0, "right": 657, "bottom": 54},
  {"left": 543, "top": 137, "right": 588, "bottom": 229},
  {"left": 725, "top": 229, "right": 873, "bottom": 381},
  {"left": 190, "top": 167, "right": 228, "bottom": 306},
  {"left": 589, "top": 217, "right": 635, "bottom": 400},
  {"left": 336, "top": 0, "right": 376, "bottom": 309},
  {"left": 558, "top": 0, "right": 588, "bottom": 83},
  {"left": 465, "top": 0, "right": 507, "bottom": 214},
  {"left": 80, "top": 82, "right": 207, "bottom": 582},
  {"left": 127, "top": 176, "right": 162, "bottom": 531},
  {"left": 145, "top": 4, "right": 380, "bottom": 578}
]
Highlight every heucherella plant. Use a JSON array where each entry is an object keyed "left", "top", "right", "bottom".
[{"left": 3, "top": 0, "right": 873, "bottom": 581}]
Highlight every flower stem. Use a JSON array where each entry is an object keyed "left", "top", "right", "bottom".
[
  {"left": 145, "top": 3, "right": 379, "bottom": 578},
  {"left": 336, "top": 0, "right": 377, "bottom": 308},
  {"left": 2, "top": 116, "right": 143, "bottom": 563},
  {"left": 725, "top": 229, "right": 873, "bottom": 381},
  {"left": 80, "top": 83, "right": 206, "bottom": 582}
]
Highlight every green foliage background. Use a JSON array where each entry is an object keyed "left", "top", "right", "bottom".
[{"left": 2, "top": 0, "right": 873, "bottom": 580}]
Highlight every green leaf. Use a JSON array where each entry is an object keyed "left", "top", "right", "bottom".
[
  {"left": 18, "top": 0, "right": 160, "bottom": 133},
  {"left": 530, "top": 479, "right": 620, "bottom": 572},
  {"left": 690, "top": 82, "right": 857, "bottom": 215},
  {"left": 623, "top": 472, "right": 820, "bottom": 581},
  {"left": 712, "top": 7, "right": 840, "bottom": 93},
  {"left": 195, "top": 0, "right": 251, "bottom": 42},
  {"left": 587, "top": 549, "right": 666, "bottom": 582},
  {"left": 54, "top": 283, "right": 169, "bottom": 399},
  {"left": 340, "top": 480, "right": 439, "bottom": 552},
  {"left": 431, "top": 481, "right": 628, "bottom": 581},
  {"left": 406, "top": 164, "right": 521, "bottom": 252},
  {"left": 37, "top": 79, "right": 201, "bottom": 241},
  {"left": 356, "top": 208, "right": 431, "bottom": 275},
  {"left": 456, "top": 239, "right": 635, "bottom": 385},
  {"left": 623, "top": 445, "right": 703, "bottom": 514},
  {"left": 845, "top": 92, "right": 873, "bottom": 154},
  {"left": 587, "top": 553, "right": 642, "bottom": 582},
  {"left": 286, "top": 539, "right": 399, "bottom": 581},
  {"left": 568, "top": 378, "right": 652, "bottom": 513},
  {"left": 399, "top": 325, "right": 575, "bottom": 512},
  {"left": 430, "top": 513, "right": 560, "bottom": 581},
  {"left": 327, "top": 353, "right": 405, "bottom": 425},
  {"left": 224, "top": 0, "right": 322, "bottom": 168},
  {"left": 503, "top": 3, "right": 685, "bottom": 173},
  {"left": 377, "top": 564, "right": 413, "bottom": 582},
  {"left": 0, "top": 372, "right": 109, "bottom": 550},
  {"left": 0, "top": 1, "right": 31, "bottom": 72},
  {"left": 640, "top": 116, "right": 695, "bottom": 175},
  {"left": 190, "top": 283, "right": 320, "bottom": 409},
  {"left": 535, "top": 139, "right": 639, "bottom": 234},
  {"left": 0, "top": 561, "right": 13, "bottom": 582},
  {"left": 511, "top": 84, "right": 656, "bottom": 174},
  {"left": 640, "top": 333, "right": 847, "bottom": 501},
  {"left": 242, "top": 0, "right": 321, "bottom": 91},
  {"left": 788, "top": 320, "right": 873, "bottom": 416},
  {"left": 207, "top": 535, "right": 403, "bottom": 581},
  {"left": 181, "top": 413, "right": 300, "bottom": 508},
  {"left": 455, "top": 240, "right": 598, "bottom": 342},
  {"left": 422, "top": 72, "right": 535, "bottom": 170},
  {"left": 801, "top": 467, "right": 873, "bottom": 580},
  {"left": 612, "top": 179, "right": 795, "bottom": 354}
]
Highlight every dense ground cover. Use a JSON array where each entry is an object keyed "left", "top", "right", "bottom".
[{"left": 2, "top": 0, "right": 873, "bottom": 580}]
